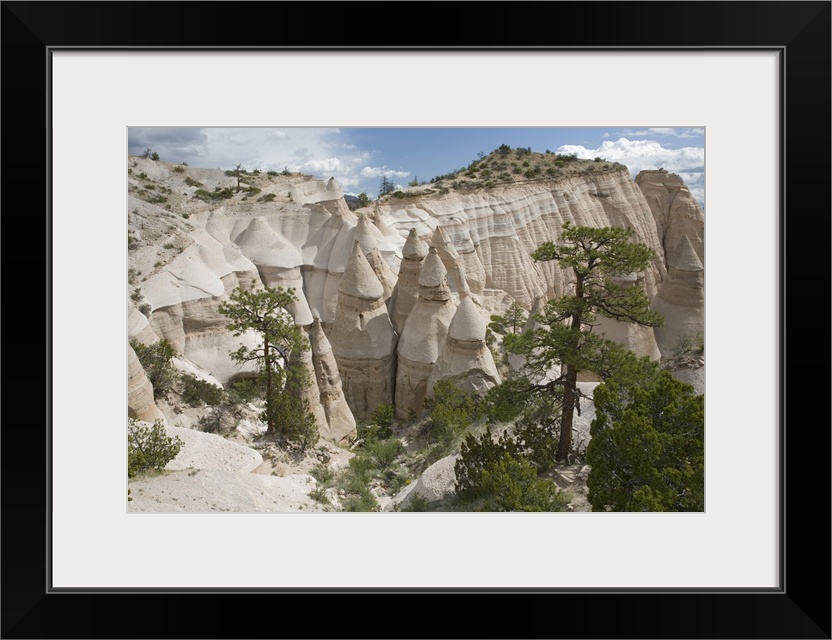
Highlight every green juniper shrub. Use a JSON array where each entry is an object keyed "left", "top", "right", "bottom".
[
  {"left": 309, "top": 485, "right": 329, "bottom": 504},
  {"left": 309, "top": 463, "right": 334, "bottom": 505},
  {"left": 310, "top": 463, "right": 335, "bottom": 486},
  {"left": 402, "top": 494, "right": 430, "bottom": 512},
  {"left": 586, "top": 369, "right": 704, "bottom": 512},
  {"left": 362, "top": 403, "right": 395, "bottom": 441},
  {"left": 130, "top": 338, "right": 178, "bottom": 398},
  {"left": 335, "top": 455, "right": 379, "bottom": 512},
  {"left": 364, "top": 437, "right": 403, "bottom": 472},
  {"left": 228, "top": 378, "right": 261, "bottom": 404},
  {"left": 342, "top": 490, "right": 378, "bottom": 512},
  {"left": 128, "top": 418, "right": 184, "bottom": 478},
  {"left": 198, "top": 399, "right": 242, "bottom": 435},
  {"left": 420, "top": 380, "right": 483, "bottom": 462},
  {"left": 454, "top": 428, "right": 567, "bottom": 512},
  {"left": 193, "top": 187, "right": 233, "bottom": 202},
  {"left": 180, "top": 373, "right": 225, "bottom": 407},
  {"left": 474, "top": 452, "right": 567, "bottom": 512}
]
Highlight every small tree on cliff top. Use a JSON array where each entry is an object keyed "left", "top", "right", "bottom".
[
  {"left": 218, "top": 285, "right": 312, "bottom": 437},
  {"left": 504, "top": 222, "right": 664, "bottom": 462}
]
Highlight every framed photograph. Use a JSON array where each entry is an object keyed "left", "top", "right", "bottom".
[{"left": 4, "top": 2, "right": 828, "bottom": 638}]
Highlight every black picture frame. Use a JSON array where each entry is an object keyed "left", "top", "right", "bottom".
[{"left": 2, "top": 2, "right": 829, "bottom": 638}]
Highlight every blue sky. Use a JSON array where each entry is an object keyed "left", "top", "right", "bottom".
[{"left": 128, "top": 127, "right": 704, "bottom": 207}]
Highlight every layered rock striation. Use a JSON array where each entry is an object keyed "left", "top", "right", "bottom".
[
  {"left": 651, "top": 234, "right": 705, "bottom": 356},
  {"left": 307, "top": 318, "right": 357, "bottom": 443},
  {"left": 129, "top": 158, "right": 705, "bottom": 447},
  {"left": 427, "top": 295, "right": 502, "bottom": 397},
  {"left": 390, "top": 228, "right": 428, "bottom": 333},
  {"left": 328, "top": 242, "right": 398, "bottom": 417},
  {"left": 395, "top": 248, "right": 458, "bottom": 418},
  {"left": 376, "top": 167, "right": 666, "bottom": 308},
  {"left": 593, "top": 272, "right": 663, "bottom": 361},
  {"left": 636, "top": 169, "right": 704, "bottom": 267}
]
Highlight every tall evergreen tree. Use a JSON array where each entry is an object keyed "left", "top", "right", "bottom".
[
  {"left": 505, "top": 222, "right": 664, "bottom": 462},
  {"left": 219, "top": 285, "right": 313, "bottom": 438}
]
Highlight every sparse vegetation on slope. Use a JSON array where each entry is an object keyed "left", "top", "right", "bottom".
[{"left": 370, "top": 145, "right": 626, "bottom": 200}]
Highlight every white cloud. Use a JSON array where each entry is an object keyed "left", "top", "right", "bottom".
[
  {"left": 298, "top": 157, "right": 342, "bottom": 174},
  {"left": 601, "top": 132, "right": 610, "bottom": 139},
  {"left": 557, "top": 137, "right": 705, "bottom": 207},
  {"left": 618, "top": 127, "right": 704, "bottom": 139},
  {"left": 360, "top": 166, "right": 410, "bottom": 179},
  {"left": 128, "top": 127, "right": 383, "bottom": 190}
]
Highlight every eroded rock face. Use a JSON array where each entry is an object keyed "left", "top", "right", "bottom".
[
  {"left": 636, "top": 169, "right": 704, "bottom": 267},
  {"left": 652, "top": 234, "right": 704, "bottom": 356},
  {"left": 395, "top": 248, "right": 457, "bottom": 418},
  {"left": 427, "top": 295, "right": 502, "bottom": 397},
  {"left": 431, "top": 225, "right": 470, "bottom": 295},
  {"left": 593, "top": 273, "right": 663, "bottom": 361},
  {"left": 390, "top": 228, "right": 428, "bottom": 333},
  {"left": 290, "top": 330, "right": 330, "bottom": 441},
  {"left": 129, "top": 166, "right": 703, "bottom": 438},
  {"left": 377, "top": 169, "right": 666, "bottom": 307},
  {"left": 328, "top": 242, "right": 398, "bottom": 417},
  {"left": 308, "top": 317, "right": 357, "bottom": 444},
  {"left": 127, "top": 344, "right": 165, "bottom": 422}
]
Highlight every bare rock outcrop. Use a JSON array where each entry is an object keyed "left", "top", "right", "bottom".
[
  {"left": 127, "top": 343, "right": 165, "bottom": 421},
  {"left": 355, "top": 215, "right": 397, "bottom": 302},
  {"left": 234, "top": 217, "right": 314, "bottom": 324},
  {"left": 427, "top": 295, "right": 502, "bottom": 397},
  {"left": 390, "top": 228, "right": 428, "bottom": 333},
  {"left": 651, "top": 234, "right": 705, "bottom": 356},
  {"left": 378, "top": 169, "right": 666, "bottom": 309},
  {"left": 329, "top": 242, "right": 398, "bottom": 417},
  {"left": 128, "top": 469, "right": 318, "bottom": 513},
  {"left": 386, "top": 454, "right": 460, "bottom": 510},
  {"left": 164, "top": 424, "right": 263, "bottom": 473},
  {"left": 308, "top": 317, "right": 357, "bottom": 444},
  {"left": 432, "top": 221, "right": 486, "bottom": 295},
  {"left": 431, "top": 225, "right": 470, "bottom": 295},
  {"left": 593, "top": 273, "right": 663, "bottom": 361},
  {"left": 395, "top": 248, "right": 457, "bottom": 418},
  {"left": 290, "top": 329, "right": 331, "bottom": 441},
  {"left": 128, "top": 164, "right": 704, "bottom": 469},
  {"left": 636, "top": 169, "right": 704, "bottom": 266}
]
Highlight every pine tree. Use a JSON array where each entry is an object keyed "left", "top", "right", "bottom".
[
  {"left": 218, "top": 285, "right": 313, "bottom": 437},
  {"left": 378, "top": 175, "right": 395, "bottom": 196},
  {"left": 489, "top": 300, "right": 528, "bottom": 336},
  {"left": 505, "top": 222, "right": 664, "bottom": 462}
]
